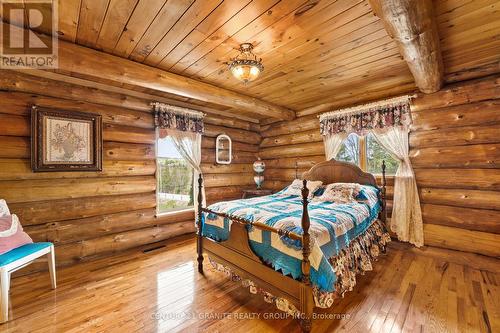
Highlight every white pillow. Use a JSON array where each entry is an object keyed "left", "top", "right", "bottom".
[
  {"left": 281, "top": 179, "right": 323, "bottom": 199},
  {"left": 0, "top": 199, "right": 10, "bottom": 217}
]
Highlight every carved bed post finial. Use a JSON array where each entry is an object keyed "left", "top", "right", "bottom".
[
  {"left": 197, "top": 173, "right": 204, "bottom": 274},
  {"left": 381, "top": 160, "right": 387, "bottom": 223},
  {"left": 300, "top": 179, "right": 313, "bottom": 332}
]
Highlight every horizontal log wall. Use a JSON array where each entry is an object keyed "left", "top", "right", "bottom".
[
  {"left": 2, "top": 71, "right": 498, "bottom": 267},
  {"left": 409, "top": 75, "right": 500, "bottom": 257},
  {"left": 0, "top": 72, "right": 259, "bottom": 268},
  {"left": 260, "top": 74, "right": 500, "bottom": 258}
]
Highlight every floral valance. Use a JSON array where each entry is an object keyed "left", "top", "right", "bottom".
[
  {"left": 319, "top": 96, "right": 413, "bottom": 136},
  {"left": 153, "top": 102, "right": 205, "bottom": 134}
]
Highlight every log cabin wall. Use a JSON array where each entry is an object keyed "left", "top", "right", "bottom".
[
  {"left": 260, "top": 74, "right": 500, "bottom": 258},
  {"left": 0, "top": 71, "right": 259, "bottom": 269}
]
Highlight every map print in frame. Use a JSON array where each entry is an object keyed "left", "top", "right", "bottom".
[{"left": 31, "top": 106, "right": 102, "bottom": 172}]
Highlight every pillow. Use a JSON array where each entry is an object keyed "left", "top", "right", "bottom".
[
  {"left": 0, "top": 214, "right": 33, "bottom": 255},
  {"left": 313, "top": 185, "right": 357, "bottom": 204},
  {"left": 313, "top": 182, "right": 362, "bottom": 204},
  {"left": 0, "top": 199, "right": 10, "bottom": 217},
  {"left": 355, "top": 190, "right": 369, "bottom": 201},
  {"left": 280, "top": 179, "right": 323, "bottom": 199},
  {"left": 330, "top": 183, "right": 363, "bottom": 197},
  {"left": 314, "top": 186, "right": 326, "bottom": 197},
  {"left": 356, "top": 185, "right": 380, "bottom": 203}
]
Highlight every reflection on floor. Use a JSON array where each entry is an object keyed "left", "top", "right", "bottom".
[{"left": 1, "top": 234, "right": 499, "bottom": 332}]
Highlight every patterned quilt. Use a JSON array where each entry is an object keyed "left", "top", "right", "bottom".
[{"left": 202, "top": 185, "right": 385, "bottom": 300}]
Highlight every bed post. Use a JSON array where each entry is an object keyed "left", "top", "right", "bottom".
[
  {"left": 300, "top": 179, "right": 313, "bottom": 332},
  {"left": 381, "top": 160, "right": 387, "bottom": 223},
  {"left": 197, "top": 173, "right": 204, "bottom": 274}
]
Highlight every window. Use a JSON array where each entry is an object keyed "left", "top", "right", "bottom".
[
  {"left": 366, "top": 133, "right": 398, "bottom": 175},
  {"left": 336, "top": 133, "right": 398, "bottom": 175},
  {"left": 337, "top": 133, "right": 360, "bottom": 165},
  {"left": 156, "top": 136, "right": 194, "bottom": 214}
]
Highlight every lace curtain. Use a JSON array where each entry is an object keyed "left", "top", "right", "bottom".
[
  {"left": 319, "top": 96, "right": 424, "bottom": 247},
  {"left": 153, "top": 102, "right": 206, "bottom": 216},
  {"left": 324, "top": 133, "right": 348, "bottom": 161},
  {"left": 371, "top": 126, "right": 423, "bottom": 246}
]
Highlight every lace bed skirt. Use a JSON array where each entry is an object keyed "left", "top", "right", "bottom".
[{"left": 208, "top": 219, "right": 391, "bottom": 311}]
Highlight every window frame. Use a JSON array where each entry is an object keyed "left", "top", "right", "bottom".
[{"left": 155, "top": 131, "right": 195, "bottom": 217}]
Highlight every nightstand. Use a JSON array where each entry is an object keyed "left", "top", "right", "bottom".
[{"left": 242, "top": 189, "right": 273, "bottom": 199}]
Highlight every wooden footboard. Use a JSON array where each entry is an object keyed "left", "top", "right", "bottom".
[
  {"left": 195, "top": 159, "right": 387, "bottom": 333},
  {"left": 196, "top": 175, "right": 314, "bottom": 331},
  {"left": 202, "top": 222, "right": 312, "bottom": 317}
]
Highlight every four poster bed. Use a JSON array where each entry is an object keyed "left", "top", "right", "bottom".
[{"left": 195, "top": 159, "right": 391, "bottom": 332}]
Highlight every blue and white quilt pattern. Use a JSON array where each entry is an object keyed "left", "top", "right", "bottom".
[{"left": 202, "top": 185, "right": 381, "bottom": 292}]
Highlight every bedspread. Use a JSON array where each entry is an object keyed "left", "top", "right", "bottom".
[{"left": 202, "top": 185, "right": 390, "bottom": 308}]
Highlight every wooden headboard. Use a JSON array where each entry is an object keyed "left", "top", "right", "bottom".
[{"left": 302, "top": 159, "right": 378, "bottom": 187}]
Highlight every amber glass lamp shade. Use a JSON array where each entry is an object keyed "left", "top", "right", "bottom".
[
  {"left": 228, "top": 43, "right": 264, "bottom": 84},
  {"left": 230, "top": 61, "right": 262, "bottom": 83}
]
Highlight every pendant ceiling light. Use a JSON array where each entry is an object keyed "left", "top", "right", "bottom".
[{"left": 228, "top": 43, "right": 264, "bottom": 84}]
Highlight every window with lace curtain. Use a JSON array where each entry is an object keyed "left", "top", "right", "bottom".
[
  {"left": 336, "top": 133, "right": 398, "bottom": 175},
  {"left": 156, "top": 135, "right": 194, "bottom": 214}
]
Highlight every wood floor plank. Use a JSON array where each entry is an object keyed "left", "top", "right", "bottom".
[
  {"left": 478, "top": 270, "right": 500, "bottom": 333},
  {"left": 1, "top": 236, "right": 499, "bottom": 332},
  {"left": 376, "top": 253, "right": 424, "bottom": 333}
]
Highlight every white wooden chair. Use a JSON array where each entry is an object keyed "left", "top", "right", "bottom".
[
  {"left": 0, "top": 199, "right": 56, "bottom": 323},
  {"left": 0, "top": 243, "right": 56, "bottom": 323}
]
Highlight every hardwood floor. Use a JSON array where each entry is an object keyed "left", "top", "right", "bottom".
[{"left": 1, "top": 235, "right": 499, "bottom": 333}]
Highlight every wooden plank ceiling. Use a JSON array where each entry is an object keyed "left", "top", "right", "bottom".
[
  {"left": 2, "top": 0, "right": 500, "bottom": 114},
  {"left": 436, "top": 0, "right": 500, "bottom": 81}
]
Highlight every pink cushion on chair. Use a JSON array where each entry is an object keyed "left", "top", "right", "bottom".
[{"left": 0, "top": 214, "right": 33, "bottom": 255}]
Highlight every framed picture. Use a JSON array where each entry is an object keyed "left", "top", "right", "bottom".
[{"left": 31, "top": 106, "right": 102, "bottom": 172}]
